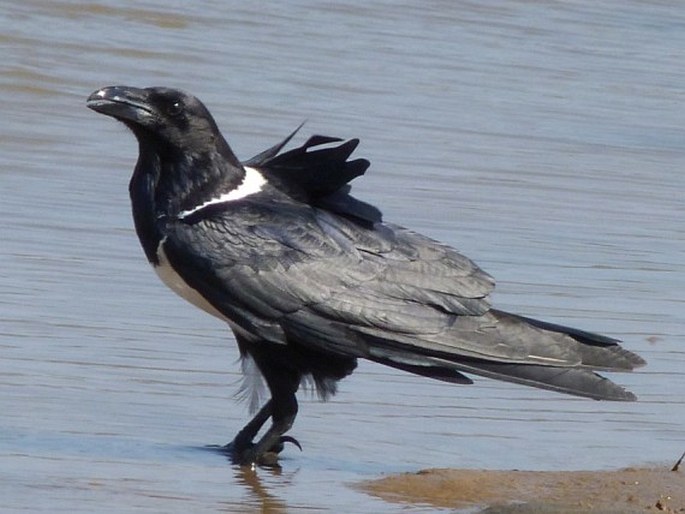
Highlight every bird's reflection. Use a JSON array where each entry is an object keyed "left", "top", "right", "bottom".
[{"left": 231, "top": 463, "right": 298, "bottom": 514}]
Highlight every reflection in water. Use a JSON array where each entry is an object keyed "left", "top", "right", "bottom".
[
  {"left": 201, "top": 444, "right": 298, "bottom": 513},
  {"left": 232, "top": 465, "right": 291, "bottom": 514}
]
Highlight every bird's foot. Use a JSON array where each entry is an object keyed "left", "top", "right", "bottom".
[{"left": 221, "top": 435, "right": 302, "bottom": 467}]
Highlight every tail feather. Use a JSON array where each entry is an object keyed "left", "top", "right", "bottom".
[
  {"left": 452, "top": 360, "right": 637, "bottom": 401},
  {"left": 368, "top": 310, "right": 643, "bottom": 401},
  {"left": 493, "top": 310, "right": 646, "bottom": 371}
]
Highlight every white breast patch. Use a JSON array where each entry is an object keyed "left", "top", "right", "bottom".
[{"left": 154, "top": 241, "right": 228, "bottom": 321}]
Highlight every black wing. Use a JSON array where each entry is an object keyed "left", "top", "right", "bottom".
[
  {"left": 164, "top": 196, "right": 644, "bottom": 400},
  {"left": 162, "top": 194, "right": 643, "bottom": 374},
  {"left": 161, "top": 196, "right": 502, "bottom": 355}
]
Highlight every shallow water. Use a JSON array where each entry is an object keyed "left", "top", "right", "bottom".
[{"left": 2, "top": 1, "right": 684, "bottom": 512}]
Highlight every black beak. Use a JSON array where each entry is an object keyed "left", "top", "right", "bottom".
[{"left": 87, "top": 86, "right": 154, "bottom": 124}]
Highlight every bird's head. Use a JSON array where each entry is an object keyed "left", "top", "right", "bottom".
[
  {"left": 87, "top": 85, "right": 237, "bottom": 162},
  {"left": 87, "top": 85, "right": 249, "bottom": 220}
]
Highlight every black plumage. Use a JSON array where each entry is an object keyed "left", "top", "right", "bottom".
[{"left": 87, "top": 86, "right": 645, "bottom": 466}]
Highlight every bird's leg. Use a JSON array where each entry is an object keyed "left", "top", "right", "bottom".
[
  {"left": 227, "top": 340, "right": 303, "bottom": 467},
  {"left": 222, "top": 398, "right": 300, "bottom": 466},
  {"left": 225, "top": 402, "right": 301, "bottom": 467},
  {"left": 238, "top": 390, "right": 299, "bottom": 467},
  {"left": 222, "top": 399, "right": 273, "bottom": 457},
  {"left": 230, "top": 346, "right": 302, "bottom": 466}
]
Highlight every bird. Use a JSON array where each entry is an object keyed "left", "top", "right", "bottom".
[{"left": 87, "top": 85, "right": 645, "bottom": 467}]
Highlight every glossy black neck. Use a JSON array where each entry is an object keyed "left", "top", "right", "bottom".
[
  {"left": 127, "top": 131, "right": 244, "bottom": 265},
  {"left": 129, "top": 142, "right": 163, "bottom": 265}
]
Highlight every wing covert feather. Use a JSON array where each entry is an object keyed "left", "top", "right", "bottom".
[{"left": 162, "top": 198, "right": 577, "bottom": 365}]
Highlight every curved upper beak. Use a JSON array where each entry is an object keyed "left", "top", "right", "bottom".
[{"left": 87, "top": 86, "right": 154, "bottom": 124}]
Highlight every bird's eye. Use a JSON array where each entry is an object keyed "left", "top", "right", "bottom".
[{"left": 167, "top": 101, "right": 184, "bottom": 117}]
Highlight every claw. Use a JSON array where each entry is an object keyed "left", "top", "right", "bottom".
[
  {"left": 279, "top": 435, "right": 302, "bottom": 451},
  {"left": 262, "top": 434, "right": 302, "bottom": 455}
]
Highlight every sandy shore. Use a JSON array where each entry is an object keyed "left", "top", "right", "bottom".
[{"left": 361, "top": 465, "right": 684, "bottom": 513}]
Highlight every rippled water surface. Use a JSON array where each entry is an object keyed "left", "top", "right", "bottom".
[{"left": 2, "top": 1, "right": 684, "bottom": 512}]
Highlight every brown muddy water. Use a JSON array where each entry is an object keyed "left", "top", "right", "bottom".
[{"left": 2, "top": 1, "right": 684, "bottom": 513}]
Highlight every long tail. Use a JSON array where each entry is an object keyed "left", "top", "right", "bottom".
[
  {"left": 458, "top": 311, "right": 644, "bottom": 401},
  {"left": 451, "top": 361, "right": 638, "bottom": 401},
  {"left": 374, "top": 310, "right": 645, "bottom": 401}
]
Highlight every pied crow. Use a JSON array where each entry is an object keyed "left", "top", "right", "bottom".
[{"left": 87, "top": 86, "right": 645, "bottom": 467}]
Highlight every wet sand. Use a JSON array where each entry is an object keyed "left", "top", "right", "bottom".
[{"left": 361, "top": 464, "right": 685, "bottom": 513}]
